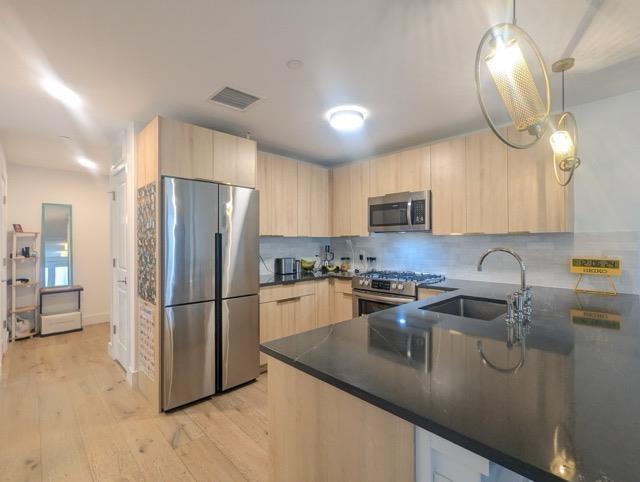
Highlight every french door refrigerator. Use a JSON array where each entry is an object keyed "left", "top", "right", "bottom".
[{"left": 162, "top": 177, "right": 259, "bottom": 410}]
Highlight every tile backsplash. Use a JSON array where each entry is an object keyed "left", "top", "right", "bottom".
[{"left": 260, "top": 231, "right": 640, "bottom": 294}]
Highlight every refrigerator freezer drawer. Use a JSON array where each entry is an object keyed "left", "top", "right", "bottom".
[
  {"left": 221, "top": 295, "right": 260, "bottom": 391},
  {"left": 163, "top": 302, "right": 216, "bottom": 410}
]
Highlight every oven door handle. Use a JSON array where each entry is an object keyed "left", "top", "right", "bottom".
[
  {"left": 354, "top": 291, "right": 415, "bottom": 305},
  {"left": 406, "top": 196, "right": 413, "bottom": 228}
]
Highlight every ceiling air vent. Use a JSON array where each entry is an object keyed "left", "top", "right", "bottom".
[{"left": 208, "top": 86, "right": 261, "bottom": 111}]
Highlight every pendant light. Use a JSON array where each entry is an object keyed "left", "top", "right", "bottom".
[
  {"left": 475, "top": 0, "right": 551, "bottom": 149},
  {"left": 550, "top": 58, "right": 581, "bottom": 186}
]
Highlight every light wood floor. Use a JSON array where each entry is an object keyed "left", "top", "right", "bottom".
[{"left": 0, "top": 323, "right": 269, "bottom": 482}]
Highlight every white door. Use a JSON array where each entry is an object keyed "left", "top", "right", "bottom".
[{"left": 111, "top": 165, "right": 130, "bottom": 369}]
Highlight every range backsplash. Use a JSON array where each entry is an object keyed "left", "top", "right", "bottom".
[{"left": 260, "top": 231, "right": 640, "bottom": 294}]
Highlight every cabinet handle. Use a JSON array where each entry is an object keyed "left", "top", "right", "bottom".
[{"left": 276, "top": 296, "right": 301, "bottom": 304}]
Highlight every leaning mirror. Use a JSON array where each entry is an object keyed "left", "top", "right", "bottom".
[{"left": 41, "top": 203, "right": 73, "bottom": 287}]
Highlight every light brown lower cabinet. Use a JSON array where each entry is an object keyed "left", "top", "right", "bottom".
[
  {"left": 259, "top": 278, "right": 354, "bottom": 366},
  {"left": 259, "top": 292, "right": 316, "bottom": 366},
  {"left": 331, "top": 278, "right": 354, "bottom": 323}
]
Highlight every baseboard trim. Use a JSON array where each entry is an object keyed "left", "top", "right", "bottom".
[{"left": 83, "top": 312, "right": 110, "bottom": 325}]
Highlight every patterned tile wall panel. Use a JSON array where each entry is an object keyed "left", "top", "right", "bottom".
[{"left": 137, "top": 182, "right": 157, "bottom": 304}]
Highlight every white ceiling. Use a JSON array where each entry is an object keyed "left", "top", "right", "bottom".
[{"left": 1, "top": 0, "right": 639, "bottom": 172}]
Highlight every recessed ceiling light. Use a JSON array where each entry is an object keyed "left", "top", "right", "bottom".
[
  {"left": 286, "top": 59, "right": 304, "bottom": 70},
  {"left": 41, "top": 77, "right": 82, "bottom": 109},
  {"left": 326, "top": 105, "right": 368, "bottom": 132},
  {"left": 77, "top": 156, "right": 97, "bottom": 170}
]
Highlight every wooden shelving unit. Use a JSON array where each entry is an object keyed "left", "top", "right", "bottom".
[{"left": 9, "top": 231, "right": 40, "bottom": 341}]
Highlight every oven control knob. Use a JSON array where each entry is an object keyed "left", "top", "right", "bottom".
[
  {"left": 359, "top": 279, "right": 365, "bottom": 286},
  {"left": 391, "top": 283, "right": 397, "bottom": 289},
  {"left": 364, "top": 280, "right": 370, "bottom": 286},
  {"left": 397, "top": 283, "right": 404, "bottom": 290}
]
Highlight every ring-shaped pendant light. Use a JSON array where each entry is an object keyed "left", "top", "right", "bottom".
[{"left": 475, "top": 1, "right": 551, "bottom": 149}]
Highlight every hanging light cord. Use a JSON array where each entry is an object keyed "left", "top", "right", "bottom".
[
  {"left": 562, "top": 70, "right": 566, "bottom": 112},
  {"left": 512, "top": 0, "right": 517, "bottom": 25}
]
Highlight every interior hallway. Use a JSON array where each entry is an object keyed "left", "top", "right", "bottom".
[{"left": 0, "top": 324, "right": 268, "bottom": 481}]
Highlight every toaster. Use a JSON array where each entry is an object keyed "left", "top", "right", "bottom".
[{"left": 274, "top": 257, "right": 296, "bottom": 275}]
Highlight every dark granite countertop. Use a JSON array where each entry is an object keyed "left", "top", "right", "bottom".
[
  {"left": 261, "top": 279, "right": 640, "bottom": 482},
  {"left": 260, "top": 271, "right": 353, "bottom": 287}
]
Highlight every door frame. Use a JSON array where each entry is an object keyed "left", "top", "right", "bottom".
[{"left": 109, "top": 124, "right": 137, "bottom": 385}]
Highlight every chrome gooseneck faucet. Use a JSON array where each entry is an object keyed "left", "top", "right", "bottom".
[{"left": 477, "top": 248, "right": 532, "bottom": 325}]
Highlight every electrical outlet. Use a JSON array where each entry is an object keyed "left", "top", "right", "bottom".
[{"left": 358, "top": 252, "right": 365, "bottom": 261}]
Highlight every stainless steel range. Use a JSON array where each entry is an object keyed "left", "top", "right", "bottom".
[{"left": 352, "top": 271, "right": 445, "bottom": 317}]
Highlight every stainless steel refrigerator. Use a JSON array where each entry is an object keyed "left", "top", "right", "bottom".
[{"left": 162, "top": 177, "right": 259, "bottom": 410}]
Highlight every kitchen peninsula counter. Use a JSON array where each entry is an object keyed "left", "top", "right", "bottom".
[{"left": 261, "top": 279, "right": 640, "bottom": 481}]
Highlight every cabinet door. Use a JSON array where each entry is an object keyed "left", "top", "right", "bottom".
[
  {"left": 256, "top": 151, "right": 272, "bottom": 235},
  {"left": 298, "top": 162, "right": 330, "bottom": 237},
  {"left": 331, "top": 165, "right": 351, "bottom": 236},
  {"left": 396, "top": 145, "right": 431, "bottom": 193},
  {"left": 257, "top": 152, "right": 298, "bottom": 236},
  {"left": 369, "top": 153, "right": 398, "bottom": 197},
  {"left": 465, "top": 131, "right": 508, "bottom": 234},
  {"left": 507, "top": 126, "right": 569, "bottom": 233},
  {"left": 159, "top": 117, "right": 214, "bottom": 180},
  {"left": 431, "top": 137, "right": 467, "bottom": 235},
  {"left": 333, "top": 292, "right": 354, "bottom": 323},
  {"left": 349, "top": 160, "right": 370, "bottom": 236},
  {"left": 314, "top": 279, "right": 331, "bottom": 328},
  {"left": 213, "top": 131, "right": 257, "bottom": 188}
]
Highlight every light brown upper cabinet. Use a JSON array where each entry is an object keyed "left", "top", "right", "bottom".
[
  {"left": 465, "top": 131, "right": 508, "bottom": 234},
  {"left": 298, "top": 161, "right": 331, "bottom": 237},
  {"left": 507, "top": 126, "right": 572, "bottom": 233},
  {"left": 213, "top": 131, "right": 257, "bottom": 188},
  {"left": 396, "top": 146, "right": 431, "bottom": 193},
  {"left": 331, "top": 160, "right": 370, "bottom": 237},
  {"left": 349, "top": 160, "right": 370, "bottom": 236},
  {"left": 331, "top": 164, "right": 351, "bottom": 237},
  {"left": 257, "top": 152, "right": 298, "bottom": 236},
  {"left": 156, "top": 116, "right": 257, "bottom": 187},
  {"left": 368, "top": 146, "right": 431, "bottom": 197},
  {"left": 159, "top": 117, "right": 214, "bottom": 180},
  {"left": 369, "top": 153, "right": 398, "bottom": 197},
  {"left": 431, "top": 137, "right": 467, "bottom": 235}
]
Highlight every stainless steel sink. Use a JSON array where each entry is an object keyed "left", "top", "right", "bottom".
[{"left": 421, "top": 295, "right": 507, "bottom": 321}]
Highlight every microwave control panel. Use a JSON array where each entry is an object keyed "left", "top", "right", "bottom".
[{"left": 412, "top": 200, "right": 426, "bottom": 225}]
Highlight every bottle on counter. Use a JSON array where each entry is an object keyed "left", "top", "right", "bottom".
[{"left": 340, "top": 257, "right": 351, "bottom": 272}]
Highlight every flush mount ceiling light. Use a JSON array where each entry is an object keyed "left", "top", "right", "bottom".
[
  {"left": 41, "top": 76, "right": 83, "bottom": 109},
  {"left": 77, "top": 156, "right": 97, "bottom": 170},
  {"left": 475, "top": 0, "right": 550, "bottom": 149},
  {"left": 550, "top": 58, "right": 581, "bottom": 187},
  {"left": 326, "top": 105, "right": 368, "bottom": 131}
]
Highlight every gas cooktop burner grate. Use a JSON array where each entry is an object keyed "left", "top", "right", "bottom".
[{"left": 359, "top": 271, "right": 445, "bottom": 284}]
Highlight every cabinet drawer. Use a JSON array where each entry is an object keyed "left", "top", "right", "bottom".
[
  {"left": 259, "top": 281, "right": 316, "bottom": 304},
  {"left": 41, "top": 312, "right": 82, "bottom": 335},
  {"left": 333, "top": 278, "right": 352, "bottom": 295}
]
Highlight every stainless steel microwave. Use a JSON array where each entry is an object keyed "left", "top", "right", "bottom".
[{"left": 368, "top": 190, "right": 431, "bottom": 233}]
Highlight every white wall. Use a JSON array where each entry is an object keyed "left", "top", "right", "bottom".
[
  {"left": 571, "top": 89, "right": 640, "bottom": 233},
  {"left": 7, "top": 163, "right": 111, "bottom": 324}
]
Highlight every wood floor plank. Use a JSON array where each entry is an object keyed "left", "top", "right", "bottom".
[
  {"left": 155, "top": 411, "right": 204, "bottom": 449},
  {"left": 187, "top": 401, "right": 268, "bottom": 482},
  {"left": 0, "top": 377, "right": 42, "bottom": 482},
  {"left": 67, "top": 375, "right": 145, "bottom": 482},
  {"left": 175, "top": 437, "right": 248, "bottom": 482},
  {"left": 118, "top": 418, "right": 195, "bottom": 482},
  {"left": 38, "top": 380, "right": 95, "bottom": 482}
]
